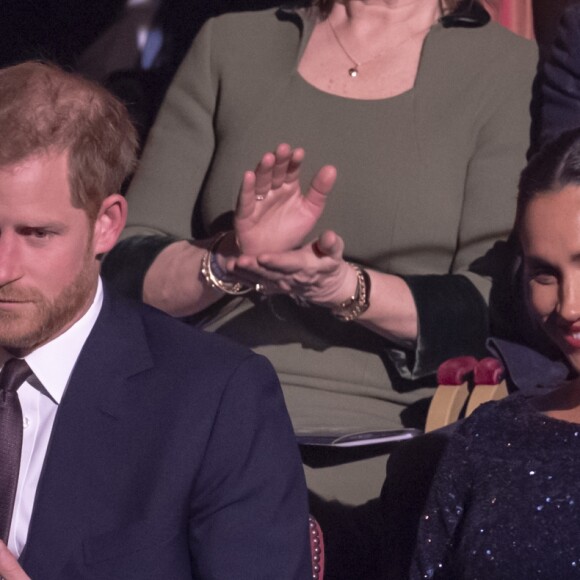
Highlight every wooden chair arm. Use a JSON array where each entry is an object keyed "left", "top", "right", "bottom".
[
  {"left": 465, "top": 357, "right": 508, "bottom": 418},
  {"left": 424, "top": 356, "right": 477, "bottom": 433}
]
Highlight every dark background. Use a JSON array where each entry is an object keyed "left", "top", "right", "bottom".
[
  {"left": 0, "top": 0, "right": 571, "bottom": 68},
  {"left": 0, "top": 0, "right": 573, "bottom": 144}
]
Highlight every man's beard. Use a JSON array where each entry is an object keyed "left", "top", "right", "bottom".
[{"left": 0, "top": 254, "right": 96, "bottom": 356}]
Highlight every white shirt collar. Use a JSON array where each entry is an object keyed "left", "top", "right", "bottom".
[{"left": 0, "top": 278, "right": 104, "bottom": 404}]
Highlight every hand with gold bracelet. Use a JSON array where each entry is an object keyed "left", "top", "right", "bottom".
[
  {"left": 143, "top": 143, "right": 336, "bottom": 314},
  {"left": 201, "top": 143, "right": 337, "bottom": 296},
  {"left": 227, "top": 229, "right": 417, "bottom": 346},
  {"left": 227, "top": 229, "right": 356, "bottom": 304}
]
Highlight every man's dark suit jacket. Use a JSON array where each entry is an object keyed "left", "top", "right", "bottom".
[{"left": 17, "top": 286, "right": 311, "bottom": 578}]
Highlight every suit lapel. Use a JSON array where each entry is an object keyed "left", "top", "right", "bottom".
[{"left": 20, "top": 289, "right": 154, "bottom": 578}]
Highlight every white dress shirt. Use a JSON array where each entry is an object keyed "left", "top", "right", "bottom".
[{"left": 0, "top": 279, "right": 103, "bottom": 557}]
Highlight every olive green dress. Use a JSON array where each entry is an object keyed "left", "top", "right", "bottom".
[{"left": 104, "top": 5, "right": 537, "bottom": 504}]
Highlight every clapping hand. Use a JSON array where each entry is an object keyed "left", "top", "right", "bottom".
[
  {"left": 234, "top": 143, "right": 337, "bottom": 256},
  {"left": 227, "top": 230, "right": 358, "bottom": 307}
]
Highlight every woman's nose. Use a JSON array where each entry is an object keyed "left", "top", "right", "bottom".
[{"left": 558, "top": 279, "right": 580, "bottom": 323}]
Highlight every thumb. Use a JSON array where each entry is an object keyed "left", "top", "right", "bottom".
[
  {"left": 313, "top": 230, "right": 344, "bottom": 260},
  {"left": 306, "top": 165, "right": 337, "bottom": 209}
]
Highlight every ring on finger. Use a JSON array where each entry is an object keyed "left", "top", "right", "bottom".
[{"left": 255, "top": 283, "right": 265, "bottom": 293}]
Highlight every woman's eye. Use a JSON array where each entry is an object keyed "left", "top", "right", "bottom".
[{"left": 530, "top": 272, "right": 557, "bottom": 285}]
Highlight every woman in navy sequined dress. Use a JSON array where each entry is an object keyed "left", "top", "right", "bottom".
[{"left": 410, "top": 129, "right": 580, "bottom": 579}]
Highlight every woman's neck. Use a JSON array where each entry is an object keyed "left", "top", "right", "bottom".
[
  {"left": 298, "top": 0, "right": 441, "bottom": 99},
  {"left": 534, "top": 378, "right": 580, "bottom": 424},
  {"left": 329, "top": 0, "right": 442, "bottom": 37},
  {"left": 336, "top": 0, "right": 441, "bottom": 22}
]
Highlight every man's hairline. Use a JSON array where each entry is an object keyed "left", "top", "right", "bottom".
[{"left": 0, "top": 147, "right": 100, "bottom": 223}]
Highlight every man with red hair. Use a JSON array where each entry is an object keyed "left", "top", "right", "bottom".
[{"left": 0, "top": 61, "right": 310, "bottom": 579}]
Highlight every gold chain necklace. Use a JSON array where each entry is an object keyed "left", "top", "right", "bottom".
[
  {"left": 326, "top": 11, "right": 440, "bottom": 79},
  {"left": 327, "top": 17, "right": 362, "bottom": 77}
]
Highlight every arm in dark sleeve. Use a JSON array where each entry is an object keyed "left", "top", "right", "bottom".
[
  {"left": 396, "top": 274, "right": 490, "bottom": 378},
  {"left": 187, "top": 354, "right": 311, "bottom": 579},
  {"left": 102, "top": 235, "right": 177, "bottom": 301}
]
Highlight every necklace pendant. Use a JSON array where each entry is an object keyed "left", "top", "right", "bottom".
[{"left": 348, "top": 67, "right": 358, "bottom": 78}]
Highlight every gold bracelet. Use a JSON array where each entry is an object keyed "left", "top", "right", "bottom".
[
  {"left": 331, "top": 264, "right": 371, "bottom": 321},
  {"left": 200, "top": 232, "right": 253, "bottom": 295}
]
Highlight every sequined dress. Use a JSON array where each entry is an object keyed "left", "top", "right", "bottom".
[{"left": 411, "top": 394, "right": 580, "bottom": 579}]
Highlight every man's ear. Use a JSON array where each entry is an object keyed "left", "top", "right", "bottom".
[{"left": 92, "top": 194, "right": 128, "bottom": 255}]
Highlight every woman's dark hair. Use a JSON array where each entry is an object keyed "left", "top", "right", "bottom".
[
  {"left": 517, "top": 127, "right": 580, "bottom": 228},
  {"left": 514, "top": 128, "right": 580, "bottom": 360}
]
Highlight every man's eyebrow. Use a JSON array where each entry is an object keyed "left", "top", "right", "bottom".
[{"left": 16, "top": 221, "right": 68, "bottom": 230}]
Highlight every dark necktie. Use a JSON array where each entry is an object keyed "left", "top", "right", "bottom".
[{"left": 0, "top": 358, "right": 32, "bottom": 544}]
